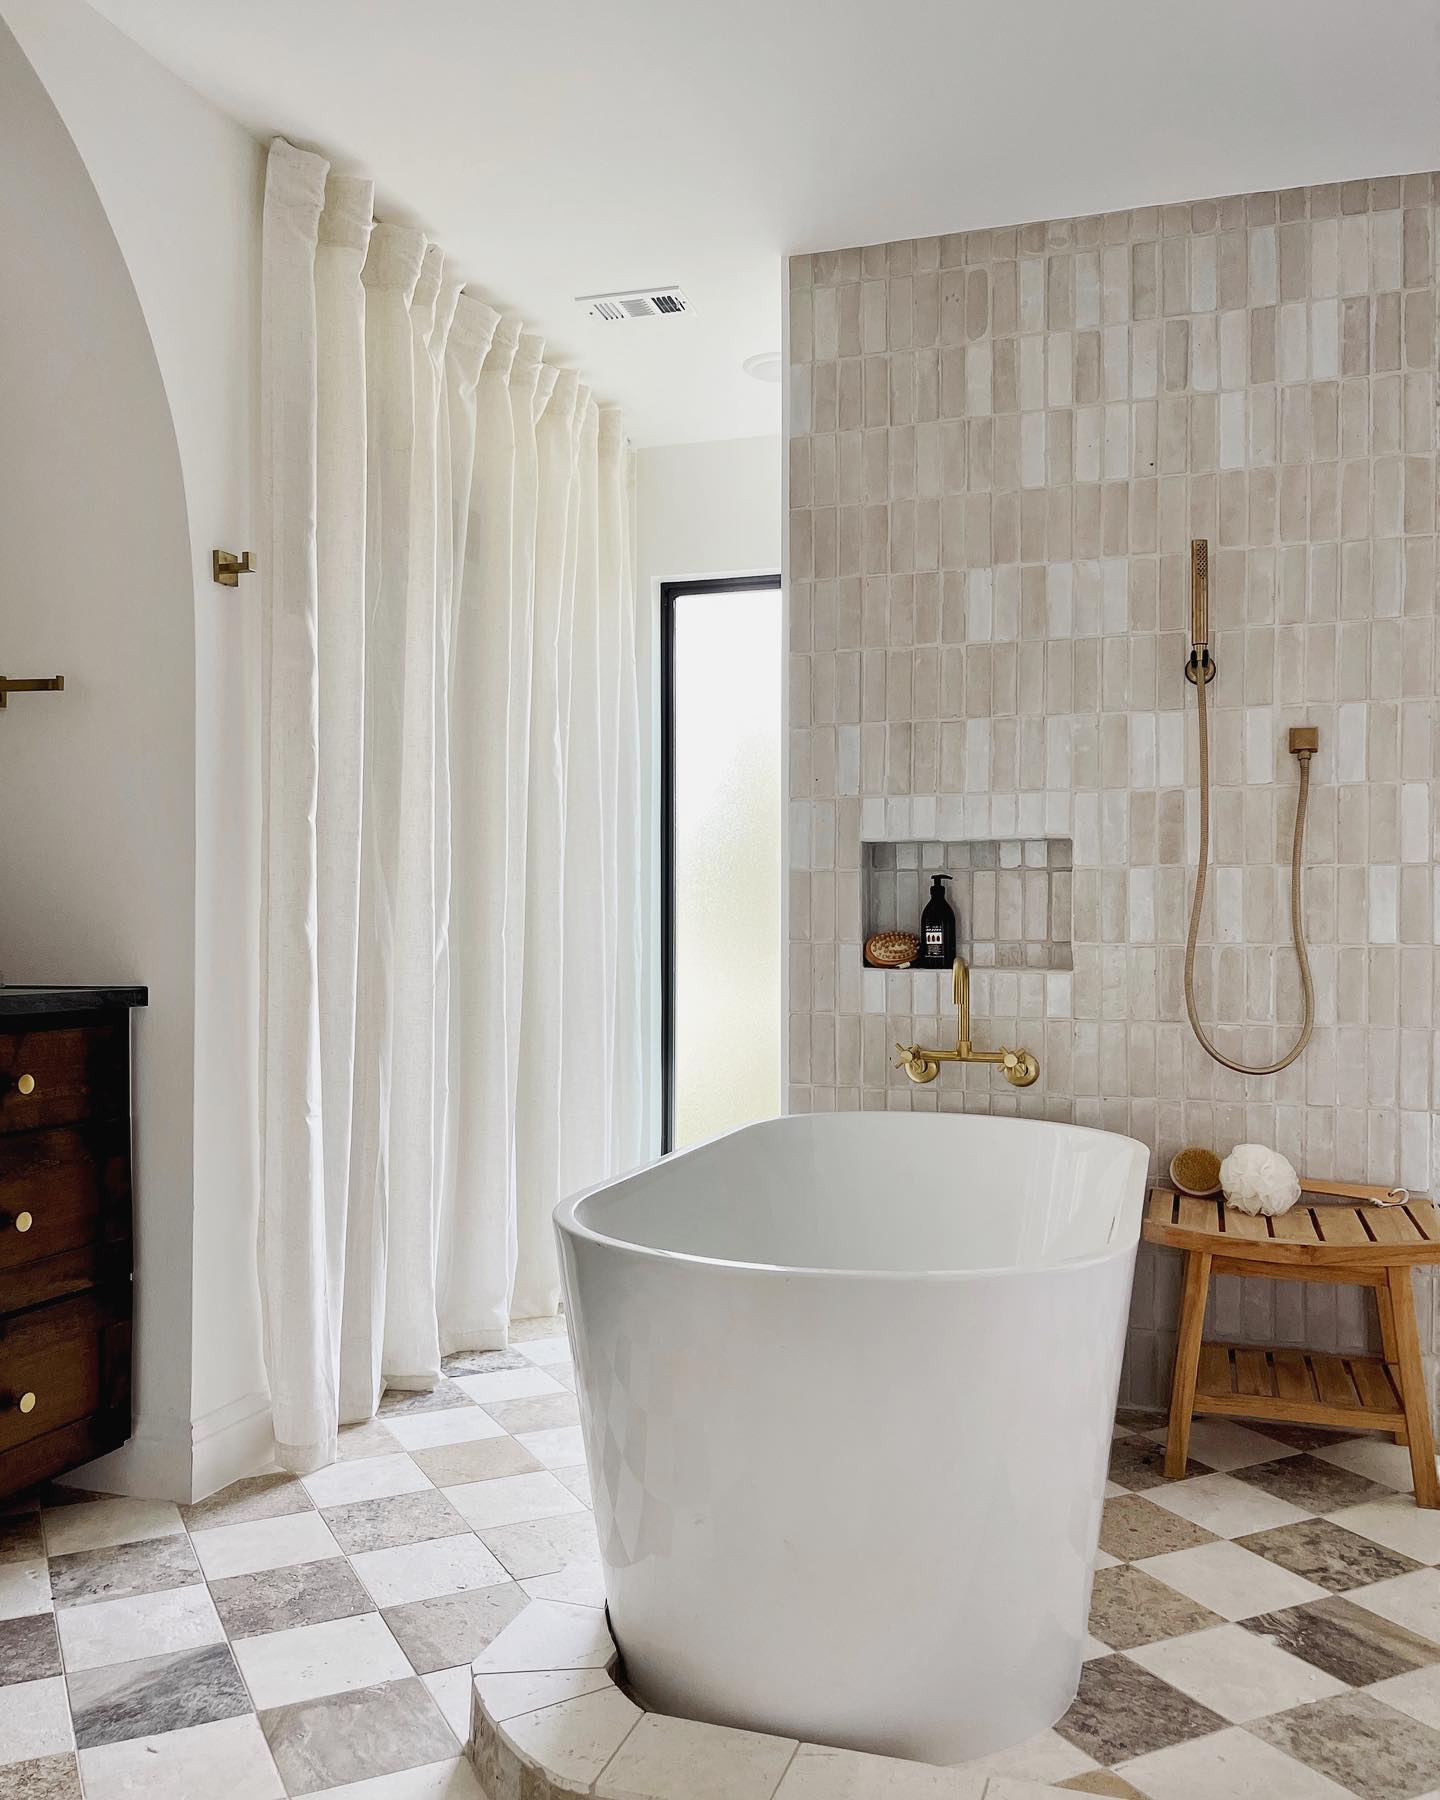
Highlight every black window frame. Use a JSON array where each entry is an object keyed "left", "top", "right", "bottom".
[{"left": 660, "top": 573, "right": 783, "bottom": 1154}]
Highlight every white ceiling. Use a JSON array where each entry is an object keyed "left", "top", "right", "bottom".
[{"left": 89, "top": 0, "right": 1440, "bottom": 447}]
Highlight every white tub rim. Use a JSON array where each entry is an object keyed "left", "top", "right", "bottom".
[{"left": 554, "top": 1112, "right": 1149, "bottom": 1285}]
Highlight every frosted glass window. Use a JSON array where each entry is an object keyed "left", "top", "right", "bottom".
[{"left": 665, "top": 579, "right": 782, "bottom": 1150}]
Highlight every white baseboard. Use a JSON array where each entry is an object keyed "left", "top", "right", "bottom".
[{"left": 57, "top": 1390, "right": 274, "bottom": 1504}]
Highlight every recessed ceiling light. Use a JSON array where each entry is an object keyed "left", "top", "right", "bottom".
[{"left": 742, "top": 352, "right": 783, "bottom": 383}]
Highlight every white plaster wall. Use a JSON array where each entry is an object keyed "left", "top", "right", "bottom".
[{"left": 634, "top": 436, "right": 783, "bottom": 1152}]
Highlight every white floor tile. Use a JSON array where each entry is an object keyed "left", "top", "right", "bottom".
[
  {"left": 0, "top": 1675, "right": 73, "bottom": 1766},
  {"left": 0, "top": 1554, "right": 51, "bottom": 1620},
  {"left": 775, "top": 1741, "right": 987, "bottom": 1796},
  {"left": 444, "top": 1470, "right": 584, "bottom": 1531},
  {"left": 452, "top": 1367, "right": 566, "bottom": 1403},
  {"left": 349, "top": 1532, "right": 509, "bottom": 1608},
  {"left": 957, "top": 1726, "right": 1098, "bottom": 1782},
  {"left": 515, "top": 1425, "right": 586, "bottom": 1469},
  {"left": 1366, "top": 1663, "right": 1440, "bottom": 1730},
  {"left": 516, "top": 1334, "right": 572, "bottom": 1365},
  {"left": 502, "top": 1686, "right": 643, "bottom": 1788},
  {"left": 300, "top": 1453, "right": 431, "bottom": 1508},
  {"left": 306, "top": 1757, "right": 483, "bottom": 1798},
  {"left": 43, "top": 1497, "right": 184, "bottom": 1558},
  {"left": 422, "top": 1664, "right": 475, "bottom": 1740},
  {"left": 1144, "top": 1470, "right": 1313, "bottom": 1537},
  {"left": 1137, "top": 1540, "right": 1327, "bottom": 1620},
  {"left": 57, "top": 1581, "right": 224, "bottom": 1673},
  {"left": 1328, "top": 1494, "right": 1440, "bottom": 1564},
  {"left": 1125, "top": 1622, "right": 1346, "bottom": 1721},
  {"left": 190, "top": 1509, "right": 341, "bottom": 1580},
  {"left": 521, "top": 1560, "right": 607, "bottom": 1607},
  {"left": 553, "top": 1463, "right": 592, "bottom": 1506},
  {"left": 382, "top": 1407, "right": 508, "bottom": 1452},
  {"left": 231, "top": 1610, "right": 410, "bottom": 1708},
  {"left": 472, "top": 1598, "right": 613, "bottom": 1674},
  {"left": 1346, "top": 1567, "right": 1440, "bottom": 1642},
  {"left": 596, "top": 1710, "right": 792, "bottom": 1800},
  {"left": 1311, "top": 1436, "right": 1430, "bottom": 1492},
  {"left": 1143, "top": 1419, "right": 1302, "bottom": 1472},
  {"left": 79, "top": 1713, "right": 283, "bottom": 1799},
  {"left": 1118, "top": 1724, "right": 1354, "bottom": 1798}
]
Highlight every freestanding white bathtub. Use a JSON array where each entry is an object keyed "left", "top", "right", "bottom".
[{"left": 554, "top": 1112, "right": 1149, "bottom": 1765}]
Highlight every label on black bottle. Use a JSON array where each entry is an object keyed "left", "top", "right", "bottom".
[{"left": 925, "top": 927, "right": 945, "bottom": 954}]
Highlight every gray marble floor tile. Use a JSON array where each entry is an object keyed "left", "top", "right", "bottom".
[
  {"left": 1108, "top": 1437, "right": 1206, "bottom": 1491},
  {"left": 1233, "top": 1454, "right": 1392, "bottom": 1514},
  {"left": 209, "top": 1556, "right": 373, "bottom": 1639},
  {"left": 258, "top": 1675, "right": 457, "bottom": 1795},
  {"left": 1057, "top": 1654, "right": 1226, "bottom": 1763},
  {"left": 180, "top": 1474, "right": 313, "bottom": 1532},
  {"left": 1249, "top": 1690, "right": 1440, "bottom": 1800},
  {"left": 441, "top": 1349, "right": 528, "bottom": 1375},
  {"left": 480, "top": 1394, "right": 580, "bottom": 1434},
  {"left": 48, "top": 1534, "right": 201, "bottom": 1609},
  {"left": 0, "top": 1613, "right": 60, "bottom": 1686},
  {"left": 1099, "top": 1496, "right": 1217, "bottom": 1562},
  {"left": 0, "top": 1754, "right": 81, "bottom": 1798},
  {"left": 1115, "top": 1407, "right": 1167, "bottom": 1432},
  {"left": 1241, "top": 1594, "right": 1440, "bottom": 1685},
  {"left": 507, "top": 1319, "right": 566, "bottom": 1343},
  {"left": 411, "top": 1436, "right": 542, "bottom": 1489},
  {"left": 67, "top": 1641, "right": 252, "bottom": 1750},
  {"left": 1088, "top": 1565, "right": 1223, "bottom": 1651},
  {"left": 1248, "top": 1421, "right": 1356, "bottom": 1451},
  {"left": 1055, "top": 1774, "right": 1147, "bottom": 1797},
  {"left": 1238, "top": 1518, "right": 1423, "bottom": 1593},
  {"left": 377, "top": 1381, "right": 473, "bottom": 1417},
  {"left": 322, "top": 1491, "right": 471, "bottom": 1556},
  {"left": 0, "top": 1512, "right": 44, "bottom": 1567},
  {"left": 381, "top": 1582, "right": 530, "bottom": 1674},
  {"left": 477, "top": 1512, "right": 599, "bottom": 1580}
]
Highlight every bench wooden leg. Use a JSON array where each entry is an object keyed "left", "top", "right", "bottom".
[
  {"left": 1376, "top": 1282, "right": 1409, "bottom": 1445},
  {"left": 1165, "top": 1249, "right": 1211, "bottom": 1479},
  {"left": 1386, "top": 1264, "right": 1439, "bottom": 1509}
]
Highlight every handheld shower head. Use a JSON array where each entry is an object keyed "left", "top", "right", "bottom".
[{"left": 1185, "top": 538, "right": 1215, "bottom": 684}]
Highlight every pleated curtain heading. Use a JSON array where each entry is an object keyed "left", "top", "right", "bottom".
[{"left": 259, "top": 138, "right": 645, "bottom": 1472}]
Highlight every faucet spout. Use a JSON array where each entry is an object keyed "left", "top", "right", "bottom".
[{"left": 894, "top": 955, "right": 1040, "bottom": 1088}]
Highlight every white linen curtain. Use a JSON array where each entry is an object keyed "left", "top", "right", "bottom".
[{"left": 259, "top": 138, "right": 644, "bottom": 1472}]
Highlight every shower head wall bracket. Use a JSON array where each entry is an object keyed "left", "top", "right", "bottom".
[{"left": 1184, "top": 647, "right": 1216, "bottom": 684}]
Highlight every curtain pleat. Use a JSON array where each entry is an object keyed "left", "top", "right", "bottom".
[{"left": 259, "top": 140, "right": 643, "bottom": 1469}]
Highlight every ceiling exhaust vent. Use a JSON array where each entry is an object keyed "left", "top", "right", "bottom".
[{"left": 579, "top": 286, "right": 688, "bottom": 322}]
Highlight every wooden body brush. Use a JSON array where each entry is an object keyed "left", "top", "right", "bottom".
[{"left": 1170, "top": 1147, "right": 1221, "bottom": 1196}]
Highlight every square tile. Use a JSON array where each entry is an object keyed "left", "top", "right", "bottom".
[
  {"left": 304, "top": 1758, "right": 482, "bottom": 1797},
  {"left": 600, "top": 1711, "right": 795, "bottom": 1800},
  {"left": 381, "top": 1583, "right": 529, "bottom": 1675},
  {"left": 210, "top": 1557, "right": 375, "bottom": 1639},
  {"left": 441, "top": 1349, "right": 529, "bottom": 1376},
  {"left": 381, "top": 1409, "right": 507, "bottom": 1454},
  {"left": 1099, "top": 1496, "right": 1217, "bottom": 1562},
  {"left": 1056, "top": 1655, "right": 1226, "bottom": 1764},
  {"left": 1146, "top": 1472, "right": 1314, "bottom": 1537},
  {"left": 322, "top": 1491, "right": 471, "bottom": 1556},
  {"left": 180, "top": 1474, "right": 313, "bottom": 1532},
  {"left": 961, "top": 1728, "right": 1099, "bottom": 1784},
  {"left": 334, "top": 1422, "right": 404, "bottom": 1463},
  {"left": 0, "top": 1676, "right": 72, "bottom": 1766},
  {"left": 41, "top": 1500, "right": 183, "bottom": 1559},
  {"left": 1312, "top": 1438, "right": 1432, "bottom": 1493},
  {"left": 57, "top": 1582, "right": 224, "bottom": 1674},
  {"left": 0, "top": 1511, "right": 45, "bottom": 1566},
  {"left": 68, "top": 1642, "right": 252, "bottom": 1751},
  {"left": 48, "top": 1535, "right": 201, "bottom": 1609},
  {"left": 1109, "top": 1437, "right": 1207, "bottom": 1492},
  {"left": 1138, "top": 1540, "right": 1328, "bottom": 1621},
  {"left": 471, "top": 1599, "right": 613, "bottom": 1674},
  {"left": 301, "top": 1455, "right": 431, "bottom": 1510},
  {"left": 376, "top": 1382, "right": 474, "bottom": 1417},
  {"left": 1250, "top": 1690, "right": 1440, "bottom": 1800},
  {"left": 443, "top": 1471, "right": 584, "bottom": 1531},
  {"left": 420, "top": 1665, "right": 473, "bottom": 1741},
  {"left": 554, "top": 1463, "right": 592, "bottom": 1506},
  {"left": 1117, "top": 1724, "right": 1355, "bottom": 1798},
  {"left": 231, "top": 1612, "right": 411, "bottom": 1709},
  {"left": 1329, "top": 1496, "right": 1440, "bottom": 1565},
  {"left": 1088, "top": 1566, "right": 1222, "bottom": 1651},
  {"left": 521, "top": 1560, "right": 607, "bottom": 1607},
  {"left": 409, "top": 1437, "right": 541, "bottom": 1489},
  {"left": 512, "top": 1425, "right": 586, "bottom": 1469},
  {"left": 0, "top": 1753, "right": 82, "bottom": 1797},
  {"left": 0, "top": 1612, "right": 61, "bottom": 1685},
  {"left": 259, "top": 1675, "right": 457, "bottom": 1796},
  {"left": 0, "top": 1558, "right": 51, "bottom": 1620},
  {"left": 1367, "top": 1663, "right": 1440, "bottom": 1731},
  {"left": 451, "top": 1367, "right": 565, "bottom": 1404},
  {"left": 1233, "top": 1454, "right": 1393, "bottom": 1514},
  {"left": 478, "top": 1511, "right": 599, "bottom": 1580},
  {"left": 349, "top": 1534, "right": 509, "bottom": 1609},
  {"left": 1238, "top": 1517, "right": 1423, "bottom": 1592},
  {"left": 514, "top": 1330, "right": 571, "bottom": 1361},
  {"left": 1241, "top": 1595, "right": 1440, "bottom": 1685},
  {"left": 1144, "top": 1420, "right": 1302, "bottom": 1472},
  {"left": 479, "top": 1394, "right": 579, "bottom": 1434},
  {"left": 190, "top": 1511, "right": 342, "bottom": 1580},
  {"left": 77, "top": 1713, "right": 283, "bottom": 1799},
  {"left": 1347, "top": 1568, "right": 1440, "bottom": 1645},
  {"left": 1125, "top": 1622, "right": 1347, "bottom": 1721},
  {"left": 501, "top": 1684, "right": 642, "bottom": 1788}
]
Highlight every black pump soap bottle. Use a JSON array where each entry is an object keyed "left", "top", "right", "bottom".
[{"left": 919, "top": 873, "right": 957, "bottom": 969}]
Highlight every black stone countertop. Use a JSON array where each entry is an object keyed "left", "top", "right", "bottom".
[{"left": 0, "top": 984, "right": 148, "bottom": 1016}]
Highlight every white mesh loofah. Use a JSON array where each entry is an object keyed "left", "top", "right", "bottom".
[{"left": 1220, "top": 1143, "right": 1302, "bottom": 1216}]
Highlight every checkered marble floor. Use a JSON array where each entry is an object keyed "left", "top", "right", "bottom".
[
  {"left": 8, "top": 1352, "right": 1440, "bottom": 1800},
  {"left": 0, "top": 1319, "right": 591, "bottom": 1799}
]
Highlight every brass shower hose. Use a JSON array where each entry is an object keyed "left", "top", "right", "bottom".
[{"left": 1182, "top": 563, "right": 1316, "bottom": 1077}]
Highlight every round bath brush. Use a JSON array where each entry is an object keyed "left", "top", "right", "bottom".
[
  {"left": 865, "top": 930, "right": 920, "bottom": 968},
  {"left": 1169, "top": 1146, "right": 1222, "bottom": 1197}
]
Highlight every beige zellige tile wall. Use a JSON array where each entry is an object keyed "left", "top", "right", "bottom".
[{"left": 786, "top": 174, "right": 1440, "bottom": 1409}]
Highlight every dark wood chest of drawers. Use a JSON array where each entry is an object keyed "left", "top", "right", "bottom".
[{"left": 0, "top": 985, "right": 146, "bottom": 1500}]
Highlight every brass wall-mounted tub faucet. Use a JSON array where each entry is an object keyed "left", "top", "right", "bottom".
[{"left": 895, "top": 956, "right": 1039, "bottom": 1088}]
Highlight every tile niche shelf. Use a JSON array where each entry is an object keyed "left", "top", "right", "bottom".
[{"left": 863, "top": 837, "right": 1073, "bottom": 972}]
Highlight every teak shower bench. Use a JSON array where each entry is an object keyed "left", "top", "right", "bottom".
[{"left": 1144, "top": 1187, "right": 1440, "bottom": 1509}]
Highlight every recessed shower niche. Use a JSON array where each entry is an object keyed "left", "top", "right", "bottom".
[{"left": 863, "top": 838, "right": 1074, "bottom": 970}]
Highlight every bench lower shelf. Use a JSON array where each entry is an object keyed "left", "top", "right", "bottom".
[{"left": 1194, "top": 1340, "right": 1406, "bottom": 1438}]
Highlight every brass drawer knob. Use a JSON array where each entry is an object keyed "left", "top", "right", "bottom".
[
  {"left": 4, "top": 1211, "right": 33, "bottom": 1233},
  {"left": 18, "top": 1392, "right": 35, "bottom": 1414},
  {"left": 15, "top": 1074, "right": 35, "bottom": 1096}
]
